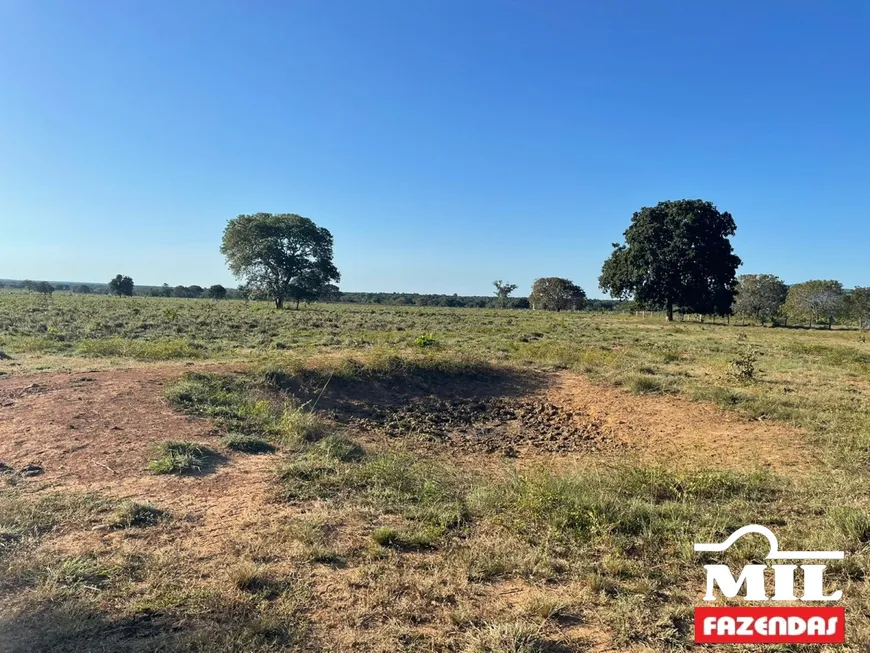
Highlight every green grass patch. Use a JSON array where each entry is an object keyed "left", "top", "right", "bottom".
[
  {"left": 626, "top": 374, "right": 663, "bottom": 394},
  {"left": 146, "top": 441, "right": 217, "bottom": 475},
  {"left": 76, "top": 337, "right": 205, "bottom": 361},
  {"left": 165, "top": 371, "right": 326, "bottom": 445},
  {"left": 108, "top": 501, "right": 165, "bottom": 529},
  {"left": 220, "top": 433, "right": 275, "bottom": 454}
]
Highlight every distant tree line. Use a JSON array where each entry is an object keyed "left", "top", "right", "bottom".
[
  {"left": 732, "top": 276, "right": 870, "bottom": 329},
  {"left": 145, "top": 282, "right": 231, "bottom": 300},
  {"left": 326, "top": 291, "right": 620, "bottom": 311},
  {"left": 6, "top": 201, "right": 868, "bottom": 328}
]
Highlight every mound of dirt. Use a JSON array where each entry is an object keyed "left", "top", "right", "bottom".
[{"left": 342, "top": 396, "right": 615, "bottom": 455}]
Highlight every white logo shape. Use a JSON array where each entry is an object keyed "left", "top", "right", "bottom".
[{"left": 695, "top": 524, "right": 843, "bottom": 560}]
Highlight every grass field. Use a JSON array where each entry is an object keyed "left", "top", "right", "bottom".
[{"left": 1, "top": 293, "right": 869, "bottom": 651}]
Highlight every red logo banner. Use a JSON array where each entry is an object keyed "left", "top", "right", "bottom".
[{"left": 695, "top": 606, "right": 845, "bottom": 644}]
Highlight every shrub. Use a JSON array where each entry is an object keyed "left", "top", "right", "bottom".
[
  {"left": 729, "top": 344, "right": 758, "bottom": 382},
  {"left": 414, "top": 333, "right": 437, "bottom": 348}
]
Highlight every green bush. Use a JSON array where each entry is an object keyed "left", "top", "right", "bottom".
[{"left": 413, "top": 333, "right": 437, "bottom": 348}]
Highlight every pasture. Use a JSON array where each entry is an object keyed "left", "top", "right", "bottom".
[{"left": 1, "top": 293, "right": 870, "bottom": 651}]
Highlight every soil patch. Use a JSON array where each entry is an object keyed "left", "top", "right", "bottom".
[
  {"left": 548, "top": 372, "right": 819, "bottom": 474},
  {"left": 345, "top": 396, "right": 616, "bottom": 456}
]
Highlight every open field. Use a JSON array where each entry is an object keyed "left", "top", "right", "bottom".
[{"left": 2, "top": 294, "right": 870, "bottom": 651}]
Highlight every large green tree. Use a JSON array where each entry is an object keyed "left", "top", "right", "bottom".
[
  {"left": 733, "top": 274, "right": 788, "bottom": 325},
  {"left": 599, "top": 200, "right": 741, "bottom": 321},
  {"left": 529, "top": 277, "right": 587, "bottom": 311},
  {"left": 221, "top": 213, "right": 340, "bottom": 309},
  {"left": 206, "top": 284, "right": 227, "bottom": 300},
  {"left": 784, "top": 280, "right": 845, "bottom": 328},
  {"left": 34, "top": 281, "right": 54, "bottom": 296},
  {"left": 848, "top": 287, "right": 870, "bottom": 329},
  {"left": 108, "top": 274, "right": 134, "bottom": 297}
]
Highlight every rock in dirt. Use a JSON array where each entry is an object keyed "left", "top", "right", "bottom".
[
  {"left": 19, "top": 463, "right": 44, "bottom": 477},
  {"left": 0, "top": 351, "right": 11, "bottom": 360},
  {"left": 0, "top": 462, "right": 12, "bottom": 474}
]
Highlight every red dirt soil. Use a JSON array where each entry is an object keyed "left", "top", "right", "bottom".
[
  {"left": 0, "top": 365, "right": 818, "bottom": 653},
  {"left": 0, "top": 365, "right": 815, "bottom": 499}
]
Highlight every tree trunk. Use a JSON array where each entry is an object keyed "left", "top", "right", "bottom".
[
  {"left": 275, "top": 297, "right": 284, "bottom": 309},
  {"left": 295, "top": 299, "right": 300, "bottom": 310},
  {"left": 666, "top": 300, "right": 674, "bottom": 322}
]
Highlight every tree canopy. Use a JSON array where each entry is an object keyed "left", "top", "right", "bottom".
[
  {"left": 108, "top": 274, "right": 134, "bottom": 297},
  {"left": 784, "top": 280, "right": 845, "bottom": 328},
  {"left": 34, "top": 281, "right": 54, "bottom": 296},
  {"left": 529, "top": 277, "right": 587, "bottom": 311},
  {"left": 599, "top": 200, "right": 741, "bottom": 321},
  {"left": 733, "top": 274, "right": 787, "bottom": 324},
  {"left": 206, "top": 284, "right": 227, "bottom": 300},
  {"left": 221, "top": 213, "right": 340, "bottom": 309},
  {"left": 492, "top": 280, "right": 518, "bottom": 309},
  {"left": 848, "top": 287, "right": 870, "bottom": 329}
]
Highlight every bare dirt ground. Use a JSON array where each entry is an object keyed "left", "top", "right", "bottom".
[
  {"left": 0, "top": 365, "right": 818, "bottom": 651},
  {"left": 0, "top": 365, "right": 814, "bottom": 493},
  {"left": 0, "top": 364, "right": 816, "bottom": 556},
  {"left": 547, "top": 374, "right": 817, "bottom": 475}
]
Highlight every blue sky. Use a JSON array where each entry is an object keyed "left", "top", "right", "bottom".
[{"left": 1, "top": 1, "right": 867, "bottom": 296}]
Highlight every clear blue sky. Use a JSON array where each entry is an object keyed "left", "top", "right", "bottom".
[{"left": 1, "top": 1, "right": 867, "bottom": 296}]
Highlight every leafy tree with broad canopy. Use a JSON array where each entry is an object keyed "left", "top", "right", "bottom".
[
  {"left": 492, "top": 280, "right": 518, "bottom": 308},
  {"left": 599, "top": 200, "right": 741, "bottom": 321},
  {"left": 206, "top": 284, "right": 227, "bottom": 300},
  {"left": 108, "top": 274, "right": 134, "bottom": 297},
  {"left": 784, "top": 280, "right": 845, "bottom": 328},
  {"left": 848, "top": 287, "right": 870, "bottom": 329},
  {"left": 34, "top": 281, "right": 54, "bottom": 296},
  {"left": 733, "top": 274, "right": 788, "bottom": 325},
  {"left": 221, "top": 213, "right": 340, "bottom": 309},
  {"left": 529, "top": 277, "right": 587, "bottom": 311}
]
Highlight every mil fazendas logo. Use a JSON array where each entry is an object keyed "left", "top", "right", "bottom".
[{"left": 694, "top": 525, "right": 845, "bottom": 644}]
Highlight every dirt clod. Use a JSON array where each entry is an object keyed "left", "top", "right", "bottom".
[{"left": 19, "top": 463, "right": 44, "bottom": 477}]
